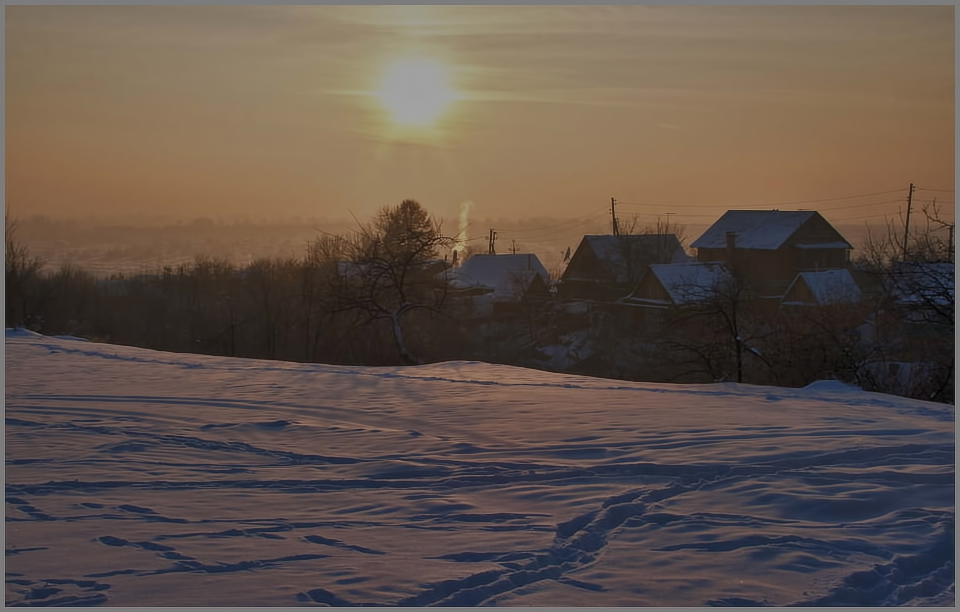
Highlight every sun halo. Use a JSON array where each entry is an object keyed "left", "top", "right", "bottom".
[{"left": 376, "top": 57, "right": 455, "bottom": 128}]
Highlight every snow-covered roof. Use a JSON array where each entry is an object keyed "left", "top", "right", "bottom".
[
  {"left": 446, "top": 253, "right": 549, "bottom": 299},
  {"left": 641, "top": 261, "right": 732, "bottom": 304},
  {"left": 578, "top": 235, "right": 690, "bottom": 283},
  {"left": 691, "top": 210, "right": 851, "bottom": 251},
  {"left": 782, "top": 269, "right": 861, "bottom": 305}
]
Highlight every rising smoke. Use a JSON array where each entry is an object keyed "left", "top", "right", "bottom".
[{"left": 454, "top": 200, "right": 472, "bottom": 256}]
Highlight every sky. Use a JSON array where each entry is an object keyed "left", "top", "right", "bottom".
[{"left": 6, "top": 5, "right": 956, "bottom": 236}]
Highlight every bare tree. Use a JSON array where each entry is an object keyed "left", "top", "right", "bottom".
[
  {"left": 854, "top": 203, "right": 954, "bottom": 403},
  {"left": 859, "top": 201, "right": 954, "bottom": 270},
  {"left": 6, "top": 214, "right": 45, "bottom": 328},
  {"left": 318, "top": 200, "right": 455, "bottom": 365},
  {"left": 621, "top": 215, "right": 689, "bottom": 251},
  {"left": 656, "top": 269, "right": 774, "bottom": 384}
]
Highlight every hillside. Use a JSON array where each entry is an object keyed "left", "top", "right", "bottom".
[{"left": 5, "top": 329, "right": 954, "bottom": 606}]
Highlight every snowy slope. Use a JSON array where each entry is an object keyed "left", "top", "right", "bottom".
[{"left": 5, "top": 330, "right": 955, "bottom": 606}]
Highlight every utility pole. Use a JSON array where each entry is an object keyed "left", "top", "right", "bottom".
[
  {"left": 611, "top": 197, "right": 620, "bottom": 236},
  {"left": 511, "top": 239, "right": 517, "bottom": 255},
  {"left": 488, "top": 229, "right": 498, "bottom": 255},
  {"left": 902, "top": 182, "right": 915, "bottom": 261}
]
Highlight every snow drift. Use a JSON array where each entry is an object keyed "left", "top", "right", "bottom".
[{"left": 5, "top": 329, "right": 954, "bottom": 606}]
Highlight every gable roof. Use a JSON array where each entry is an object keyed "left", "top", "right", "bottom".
[
  {"left": 446, "top": 253, "right": 549, "bottom": 298},
  {"left": 782, "top": 269, "right": 861, "bottom": 305},
  {"left": 691, "top": 210, "right": 851, "bottom": 251},
  {"left": 568, "top": 234, "right": 689, "bottom": 284},
  {"left": 638, "top": 261, "right": 732, "bottom": 305}
]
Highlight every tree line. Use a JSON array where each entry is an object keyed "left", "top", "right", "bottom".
[
  {"left": 6, "top": 201, "right": 465, "bottom": 367},
  {"left": 6, "top": 200, "right": 954, "bottom": 404}
]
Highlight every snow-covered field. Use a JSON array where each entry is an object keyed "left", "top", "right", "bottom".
[{"left": 5, "top": 329, "right": 955, "bottom": 606}]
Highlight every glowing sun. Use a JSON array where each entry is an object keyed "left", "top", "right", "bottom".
[{"left": 377, "top": 57, "right": 454, "bottom": 127}]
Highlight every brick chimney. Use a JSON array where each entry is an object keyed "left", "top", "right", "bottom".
[{"left": 725, "top": 231, "right": 737, "bottom": 261}]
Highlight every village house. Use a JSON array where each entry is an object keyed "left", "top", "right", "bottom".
[
  {"left": 690, "top": 210, "right": 853, "bottom": 300},
  {"left": 619, "top": 261, "right": 731, "bottom": 331},
  {"left": 558, "top": 234, "right": 689, "bottom": 302},
  {"left": 780, "top": 268, "right": 862, "bottom": 308},
  {"left": 444, "top": 253, "right": 551, "bottom": 318},
  {"left": 599, "top": 210, "right": 858, "bottom": 333}
]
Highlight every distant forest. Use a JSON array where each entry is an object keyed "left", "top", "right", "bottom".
[{"left": 6, "top": 200, "right": 954, "bottom": 404}]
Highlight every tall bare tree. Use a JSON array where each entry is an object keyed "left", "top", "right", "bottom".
[
  {"left": 318, "top": 200, "right": 454, "bottom": 365},
  {"left": 855, "top": 203, "right": 954, "bottom": 402}
]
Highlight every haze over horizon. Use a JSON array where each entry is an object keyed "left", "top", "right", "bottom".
[{"left": 7, "top": 5, "right": 955, "bottom": 241}]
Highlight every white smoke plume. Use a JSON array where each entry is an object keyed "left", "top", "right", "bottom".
[{"left": 454, "top": 200, "right": 472, "bottom": 257}]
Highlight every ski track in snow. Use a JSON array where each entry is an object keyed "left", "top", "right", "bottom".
[{"left": 5, "top": 330, "right": 955, "bottom": 606}]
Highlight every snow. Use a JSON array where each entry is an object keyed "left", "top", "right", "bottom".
[
  {"left": 641, "top": 261, "right": 732, "bottom": 304},
  {"left": 783, "top": 268, "right": 862, "bottom": 305},
  {"left": 5, "top": 330, "right": 955, "bottom": 606},
  {"left": 691, "top": 210, "right": 851, "bottom": 251},
  {"left": 447, "top": 253, "right": 549, "bottom": 298},
  {"left": 51, "top": 335, "right": 92, "bottom": 343},
  {"left": 802, "top": 379, "right": 863, "bottom": 394}
]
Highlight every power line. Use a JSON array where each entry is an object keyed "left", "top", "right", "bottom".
[
  {"left": 500, "top": 220, "right": 608, "bottom": 243},
  {"left": 750, "top": 188, "right": 909, "bottom": 206},
  {"left": 505, "top": 207, "right": 608, "bottom": 236},
  {"left": 620, "top": 196, "right": 908, "bottom": 215},
  {"left": 473, "top": 186, "right": 941, "bottom": 246},
  {"left": 821, "top": 197, "right": 908, "bottom": 211},
  {"left": 832, "top": 208, "right": 957, "bottom": 223},
  {"left": 616, "top": 187, "right": 908, "bottom": 210},
  {"left": 500, "top": 212, "right": 609, "bottom": 241},
  {"left": 916, "top": 187, "right": 955, "bottom": 193},
  {"left": 832, "top": 211, "right": 913, "bottom": 222}
]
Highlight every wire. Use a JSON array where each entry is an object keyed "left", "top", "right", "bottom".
[
  {"left": 505, "top": 207, "right": 609, "bottom": 236},
  {"left": 747, "top": 188, "right": 909, "bottom": 206},
  {"left": 916, "top": 187, "right": 955, "bottom": 193},
  {"left": 502, "top": 220, "right": 609, "bottom": 243},
  {"left": 618, "top": 201, "right": 734, "bottom": 210},
  {"left": 616, "top": 187, "right": 908, "bottom": 210},
  {"left": 822, "top": 198, "right": 908, "bottom": 211},
  {"left": 501, "top": 211, "right": 610, "bottom": 241},
  {"left": 830, "top": 210, "right": 913, "bottom": 222},
  {"left": 620, "top": 197, "right": 910, "bottom": 215}
]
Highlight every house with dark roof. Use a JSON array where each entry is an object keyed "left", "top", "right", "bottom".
[
  {"left": 691, "top": 210, "right": 853, "bottom": 298},
  {"left": 559, "top": 234, "right": 690, "bottom": 301}
]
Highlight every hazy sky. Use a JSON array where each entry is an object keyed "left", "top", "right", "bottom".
[{"left": 7, "top": 5, "right": 956, "bottom": 233}]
